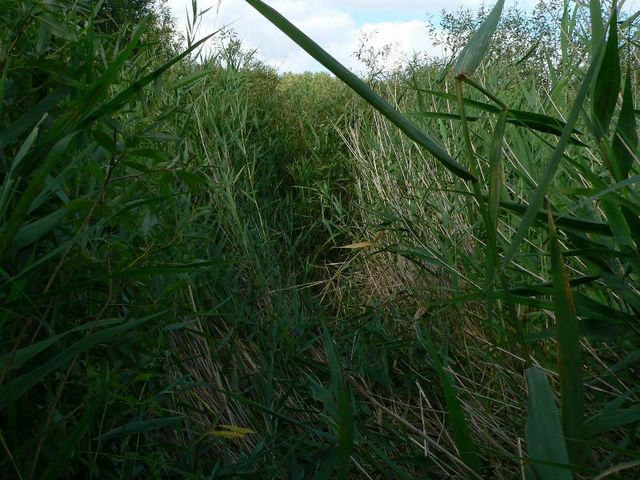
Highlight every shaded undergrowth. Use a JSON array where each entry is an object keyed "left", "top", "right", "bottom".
[{"left": 1, "top": 0, "right": 639, "bottom": 478}]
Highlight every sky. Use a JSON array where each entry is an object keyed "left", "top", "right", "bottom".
[{"left": 166, "top": 0, "right": 634, "bottom": 74}]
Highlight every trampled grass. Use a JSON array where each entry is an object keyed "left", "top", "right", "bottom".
[{"left": 1, "top": 0, "right": 639, "bottom": 478}]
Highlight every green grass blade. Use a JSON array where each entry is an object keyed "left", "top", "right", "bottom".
[
  {"left": 501, "top": 39, "right": 603, "bottom": 269},
  {"left": 600, "top": 195, "right": 635, "bottom": 249},
  {"left": 0, "top": 70, "right": 4, "bottom": 119},
  {"left": 410, "top": 88, "right": 584, "bottom": 141},
  {"left": 525, "top": 366, "right": 573, "bottom": 480},
  {"left": 593, "top": 460, "right": 640, "bottom": 480},
  {"left": 1, "top": 318, "right": 125, "bottom": 374},
  {"left": 452, "top": 191, "right": 613, "bottom": 235},
  {"left": 584, "top": 405, "right": 640, "bottom": 437},
  {"left": 410, "top": 87, "right": 501, "bottom": 113},
  {"left": 0, "top": 87, "right": 70, "bottom": 150},
  {"left": 488, "top": 111, "right": 506, "bottom": 250},
  {"left": 322, "top": 325, "right": 354, "bottom": 480},
  {"left": 411, "top": 111, "right": 481, "bottom": 122},
  {"left": 507, "top": 110, "right": 585, "bottom": 144},
  {"left": 0, "top": 313, "right": 163, "bottom": 408},
  {"left": 455, "top": 0, "right": 505, "bottom": 77},
  {"left": 97, "top": 416, "right": 185, "bottom": 442},
  {"left": 0, "top": 133, "right": 76, "bottom": 260},
  {"left": 486, "top": 111, "right": 507, "bottom": 322},
  {"left": 417, "top": 327, "right": 481, "bottom": 476},
  {"left": 11, "top": 19, "right": 149, "bottom": 178},
  {"left": 9, "top": 208, "right": 67, "bottom": 252},
  {"left": 41, "top": 379, "right": 106, "bottom": 480},
  {"left": 592, "top": 4, "right": 620, "bottom": 140},
  {"left": 620, "top": 9, "right": 640, "bottom": 28},
  {"left": 244, "top": 0, "right": 475, "bottom": 182},
  {"left": 80, "top": 31, "right": 218, "bottom": 127},
  {"left": 589, "top": 0, "right": 604, "bottom": 57},
  {"left": 548, "top": 209, "right": 584, "bottom": 463},
  {"left": 612, "top": 70, "right": 638, "bottom": 181},
  {"left": 621, "top": 205, "right": 640, "bottom": 248}
]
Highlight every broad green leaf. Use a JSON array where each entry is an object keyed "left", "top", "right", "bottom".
[
  {"left": 601, "top": 195, "right": 634, "bottom": 249},
  {"left": 9, "top": 208, "right": 67, "bottom": 252},
  {"left": 0, "top": 71, "right": 5, "bottom": 119},
  {"left": 41, "top": 381, "right": 105, "bottom": 480},
  {"left": 592, "top": 5, "right": 620, "bottom": 140},
  {"left": 0, "top": 313, "right": 163, "bottom": 408},
  {"left": 411, "top": 88, "right": 501, "bottom": 113},
  {"left": 38, "top": 13, "right": 78, "bottom": 41},
  {"left": 410, "top": 88, "right": 584, "bottom": 142},
  {"left": 612, "top": 71, "right": 638, "bottom": 180},
  {"left": 410, "top": 111, "right": 482, "bottom": 122},
  {"left": 97, "top": 416, "right": 185, "bottom": 442},
  {"left": 170, "top": 68, "right": 214, "bottom": 90},
  {"left": 91, "top": 129, "right": 117, "bottom": 153},
  {"left": 0, "top": 134, "right": 76, "bottom": 260},
  {"left": 488, "top": 111, "right": 506, "bottom": 247},
  {"left": 585, "top": 405, "right": 640, "bottom": 437},
  {"left": 621, "top": 205, "right": 640, "bottom": 247},
  {"left": 455, "top": 0, "right": 505, "bottom": 77},
  {"left": 11, "top": 19, "right": 150, "bottom": 178},
  {"left": 0, "top": 87, "right": 70, "bottom": 149},
  {"left": 548, "top": 209, "right": 584, "bottom": 463},
  {"left": 589, "top": 0, "right": 604, "bottom": 57},
  {"left": 525, "top": 317, "right": 632, "bottom": 342},
  {"left": 525, "top": 366, "right": 573, "bottom": 480},
  {"left": 0, "top": 318, "right": 125, "bottom": 373},
  {"left": 620, "top": 9, "right": 640, "bottom": 28},
  {"left": 417, "top": 328, "right": 481, "bottom": 476},
  {"left": 10, "top": 116, "right": 46, "bottom": 175},
  {"left": 561, "top": 4, "right": 570, "bottom": 70},
  {"left": 322, "top": 325, "right": 353, "bottom": 480},
  {"left": 486, "top": 111, "right": 507, "bottom": 323},
  {"left": 515, "top": 41, "right": 540, "bottom": 66},
  {"left": 79, "top": 31, "right": 218, "bottom": 128},
  {"left": 508, "top": 110, "right": 585, "bottom": 145},
  {"left": 244, "top": 0, "right": 475, "bottom": 181},
  {"left": 494, "top": 198, "right": 612, "bottom": 236},
  {"left": 501, "top": 38, "right": 604, "bottom": 268}
]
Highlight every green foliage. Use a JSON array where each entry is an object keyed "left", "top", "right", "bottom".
[
  {"left": 1, "top": 0, "right": 639, "bottom": 478},
  {"left": 454, "top": 0, "right": 505, "bottom": 77},
  {"left": 525, "top": 366, "right": 573, "bottom": 480},
  {"left": 246, "top": 0, "right": 640, "bottom": 477}
]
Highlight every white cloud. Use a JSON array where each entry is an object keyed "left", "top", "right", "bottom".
[
  {"left": 166, "top": 0, "right": 534, "bottom": 73},
  {"left": 357, "top": 21, "right": 444, "bottom": 71}
]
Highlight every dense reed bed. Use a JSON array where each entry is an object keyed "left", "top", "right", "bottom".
[{"left": 1, "top": 0, "right": 638, "bottom": 478}]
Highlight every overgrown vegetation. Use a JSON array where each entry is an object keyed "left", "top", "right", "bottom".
[{"left": 1, "top": 0, "right": 639, "bottom": 478}]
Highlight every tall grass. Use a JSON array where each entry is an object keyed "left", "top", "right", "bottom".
[
  {"left": 247, "top": 0, "right": 640, "bottom": 477},
  {"left": 1, "top": 0, "right": 639, "bottom": 478}
]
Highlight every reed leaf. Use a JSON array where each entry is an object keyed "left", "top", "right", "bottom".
[
  {"left": 525, "top": 366, "right": 573, "bottom": 480},
  {"left": 417, "top": 327, "right": 481, "bottom": 476},
  {"left": 323, "top": 325, "right": 354, "bottom": 480},
  {"left": 455, "top": 0, "right": 505, "bottom": 77},
  {"left": 611, "top": 70, "right": 638, "bottom": 181},
  {"left": 548, "top": 208, "right": 584, "bottom": 464},
  {"left": 501, "top": 38, "right": 604, "bottom": 268},
  {"left": 592, "top": 4, "right": 620, "bottom": 140}
]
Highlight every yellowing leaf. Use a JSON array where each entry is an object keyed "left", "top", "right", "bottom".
[
  {"left": 338, "top": 232, "right": 384, "bottom": 249},
  {"left": 339, "top": 241, "right": 374, "bottom": 250},
  {"left": 209, "top": 424, "right": 255, "bottom": 439}
]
